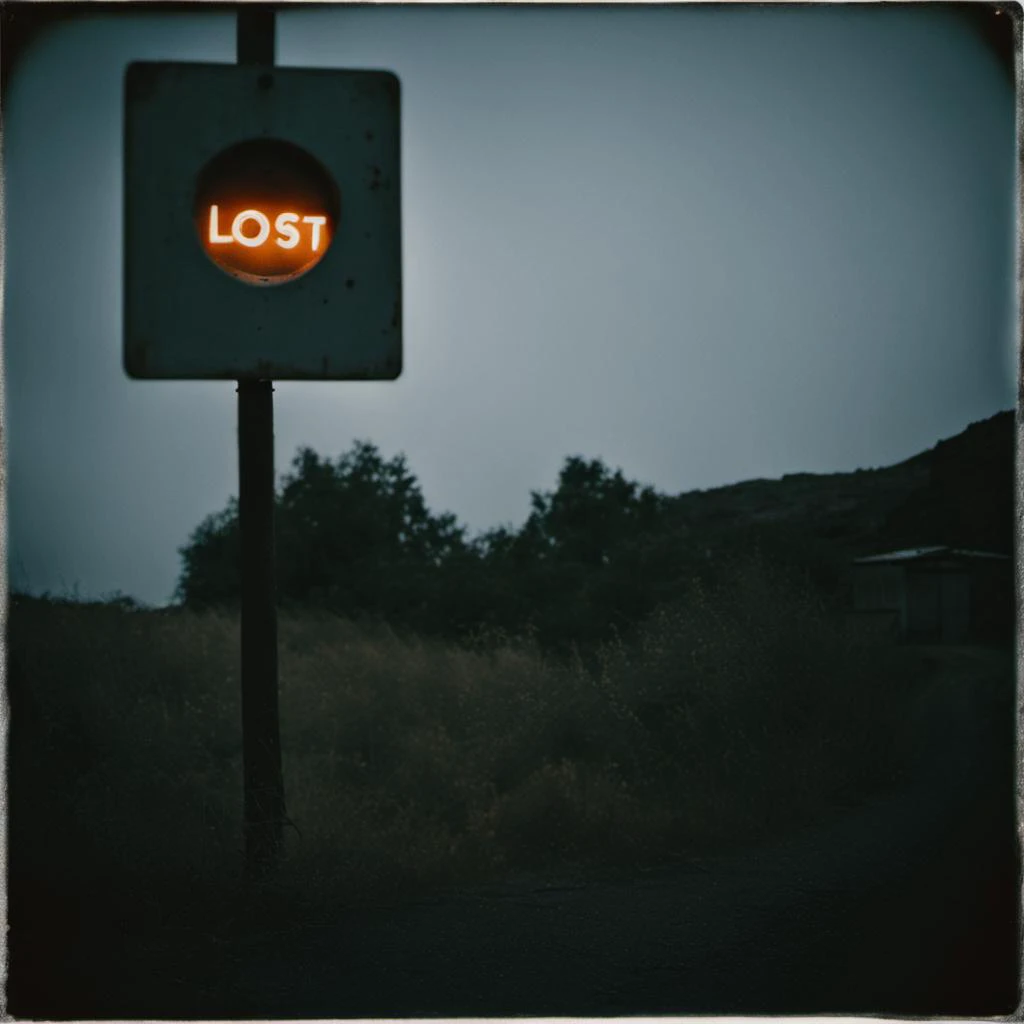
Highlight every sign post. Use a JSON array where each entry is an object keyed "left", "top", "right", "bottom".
[
  {"left": 124, "top": 6, "right": 402, "bottom": 879},
  {"left": 237, "top": 375, "right": 283, "bottom": 875},
  {"left": 237, "top": 6, "right": 284, "bottom": 878}
]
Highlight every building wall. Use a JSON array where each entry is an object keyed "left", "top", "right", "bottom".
[
  {"left": 905, "top": 567, "right": 970, "bottom": 642},
  {"left": 852, "top": 555, "right": 1011, "bottom": 645},
  {"left": 970, "top": 561, "right": 1015, "bottom": 643},
  {"left": 905, "top": 569, "right": 939, "bottom": 636}
]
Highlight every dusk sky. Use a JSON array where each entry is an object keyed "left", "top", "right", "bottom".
[{"left": 5, "top": 3, "right": 1017, "bottom": 606}]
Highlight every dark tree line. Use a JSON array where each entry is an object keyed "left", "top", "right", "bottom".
[
  {"left": 180, "top": 426, "right": 1002, "bottom": 650},
  {"left": 177, "top": 441, "right": 728, "bottom": 649}
]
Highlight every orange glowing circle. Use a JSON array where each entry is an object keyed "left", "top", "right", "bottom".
[{"left": 194, "top": 138, "right": 340, "bottom": 286}]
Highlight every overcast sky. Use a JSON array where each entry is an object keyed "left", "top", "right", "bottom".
[{"left": 5, "top": 4, "right": 1017, "bottom": 606}]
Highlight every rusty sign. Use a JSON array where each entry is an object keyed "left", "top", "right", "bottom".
[{"left": 124, "top": 62, "right": 402, "bottom": 380}]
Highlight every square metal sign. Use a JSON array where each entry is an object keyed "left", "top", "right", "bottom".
[{"left": 124, "top": 62, "right": 401, "bottom": 380}]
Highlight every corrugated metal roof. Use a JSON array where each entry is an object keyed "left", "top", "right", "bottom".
[{"left": 854, "top": 545, "right": 1010, "bottom": 564}]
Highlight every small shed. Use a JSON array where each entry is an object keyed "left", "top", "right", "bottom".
[{"left": 850, "top": 546, "right": 1012, "bottom": 644}]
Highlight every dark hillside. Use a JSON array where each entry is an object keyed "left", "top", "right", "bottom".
[
  {"left": 659, "top": 456, "right": 931, "bottom": 586},
  {"left": 882, "top": 410, "right": 1015, "bottom": 554},
  {"left": 664, "top": 410, "right": 1013, "bottom": 566}
]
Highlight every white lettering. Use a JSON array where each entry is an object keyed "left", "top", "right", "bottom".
[
  {"left": 208, "top": 205, "right": 233, "bottom": 244},
  {"left": 233, "top": 209, "right": 271, "bottom": 248},
  {"left": 274, "top": 212, "right": 301, "bottom": 250},
  {"left": 303, "top": 215, "right": 327, "bottom": 252},
  {"left": 206, "top": 205, "right": 328, "bottom": 253}
]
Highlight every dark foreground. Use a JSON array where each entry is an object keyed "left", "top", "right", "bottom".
[{"left": 11, "top": 648, "right": 1019, "bottom": 1018}]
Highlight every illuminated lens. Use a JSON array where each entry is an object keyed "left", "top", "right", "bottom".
[{"left": 194, "top": 138, "right": 340, "bottom": 286}]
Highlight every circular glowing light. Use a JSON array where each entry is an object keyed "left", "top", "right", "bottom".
[{"left": 194, "top": 138, "right": 340, "bottom": 286}]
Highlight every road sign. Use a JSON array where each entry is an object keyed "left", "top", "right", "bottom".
[{"left": 124, "top": 62, "right": 401, "bottom": 380}]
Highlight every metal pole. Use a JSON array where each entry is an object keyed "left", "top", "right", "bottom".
[
  {"left": 238, "top": 5, "right": 276, "bottom": 65},
  {"left": 237, "top": 6, "right": 284, "bottom": 878},
  {"left": 237, "top": 379, "right": 284, "bottom": 875}
]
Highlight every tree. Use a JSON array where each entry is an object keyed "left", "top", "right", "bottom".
[
  {"left": 524, "top": 456, "right": 665, "bottom": 567},
  {"left": 275, "top": 441, "right": 473, "bottom": 623},
  {"left": 176, "top": 441, "right": 475, "bottom": 631},
  {"left": 176, "top": 500, "right": 241, "bottom": 606},
  {"left": 477, "top": 456, "right": 671, "bottom": 648}
]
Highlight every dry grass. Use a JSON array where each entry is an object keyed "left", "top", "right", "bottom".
[{"left": 8, "top": 562, "right": 922, "bottom": 946}]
